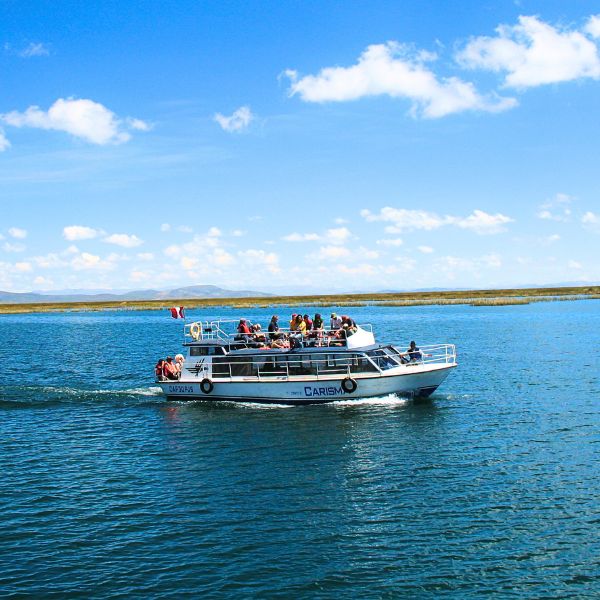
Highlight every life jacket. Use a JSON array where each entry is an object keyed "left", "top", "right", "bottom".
[
  {"left": 155, "top": 362, "right": 164, "bottom": 377},
  {"left": 163, "top": 361, "right": 177, "bottom": 378},
  {"left": 238, "top": 323, "right": 251, "bottom": 334}
]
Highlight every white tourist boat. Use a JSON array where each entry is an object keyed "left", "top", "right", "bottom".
[{"left": 156, "top": 318, "right": 457, "bottom": 404}]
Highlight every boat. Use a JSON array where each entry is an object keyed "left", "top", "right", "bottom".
[{"left": 156, "top": 317, "right": 457, "bottom": 404}]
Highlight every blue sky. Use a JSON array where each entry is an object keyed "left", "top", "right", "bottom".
[{"left": 1, "top": 0, "right": 599, "bottom": 293}]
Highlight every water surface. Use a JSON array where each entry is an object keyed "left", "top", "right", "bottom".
[{"left": 1, "top": 301, "right": 599, "bottom": 598}]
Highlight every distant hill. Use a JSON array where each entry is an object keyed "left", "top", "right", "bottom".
[{"left": 0, "top": 284, "right": 272, "bottom": 304}]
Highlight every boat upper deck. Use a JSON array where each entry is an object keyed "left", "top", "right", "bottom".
[{"left": 183, "top": 318, "right": 376, "bottom": 351}]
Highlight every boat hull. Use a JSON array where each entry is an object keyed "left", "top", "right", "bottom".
[{"left": 158, "top": 363, "right": 456, "bottom": 404}]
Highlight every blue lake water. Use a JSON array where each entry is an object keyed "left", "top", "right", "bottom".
[{"left": 1, "top": 301, "right": 599, "bottom": 598}]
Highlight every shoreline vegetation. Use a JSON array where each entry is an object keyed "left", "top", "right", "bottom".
[{"left": 0, "top": 286, "right": 599, "bottom": 315}]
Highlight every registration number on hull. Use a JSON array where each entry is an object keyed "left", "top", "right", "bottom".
[{"left": 167, "top": 384, "right": 195, "bottom": 394}]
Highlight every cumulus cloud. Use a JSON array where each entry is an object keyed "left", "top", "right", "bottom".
[
  {"left": 103, "top": 233, "right": 143, "bottom": 248},
  {"left": 15, "top": 261, "right": 32, "bottom": 272},
  {"left": 3, "top": 242, "right": 26, "bottom": 253},
  {"left": 582, "top": 211, "right": 600, "bottom": 232},
  {"left": 238, "top": 249, "right": 280, "bottom": 273},
  {"left": 313, "top": 245, "right": 352, "bottom": 261},
  {"left": 536, "top": 193, "right": 573, "bottom": 222},
  {"left": 214, "top": 106, "right": 254, "bottom": 132},
  {"left": 281, "top": 227, "right": 351, "bottom": 244},
  {"left": 418, "top": 245, "right": 434, "bottom": 253},
  {"left": 63, "top": 225, "right": 103, "bottom": 241},
  {"left": 20, "top": 42, "right": 49, "bottom": 58},
  {"left": 453, "top": 209, "right": 514, "bottom": 234},
  {"left": 1, "top": 98, "right": 148, "bottom": 145},
  {"left": 361, "top": 207, "right": 513, "bottom": 235},
  {"left": 0, "top": 129, "right": 10, "bottom": 151},
  {"left": 71, "top": 252, "right": 115, "bottom": 271},
  {"left": 160, "top": 223, "right": 171, "bottom": 232},
  {"left": 287, "top": 42, "right": 516, "bottom": 118},
  {"left": 586, "top": 15, "right": 600, "bottom": 38},
  {"left": 282, "top": 232, "right": 321, "bottom": 242},
  {"left": 457, "top": 15, "right": 600, "bottom": 88},
  {"left": 8, "top": 227, "right": 27, "bottom": 239},
  {"left": 376, "top": 238, "right": 404, "bottom": 247}
]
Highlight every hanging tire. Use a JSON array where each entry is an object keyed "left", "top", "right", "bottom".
[
  {"left": 200, "top": 378, "right": 214, "bottom": 394},
  {"left": 341, "top": 377, "right": 357, "bottom": 394}
]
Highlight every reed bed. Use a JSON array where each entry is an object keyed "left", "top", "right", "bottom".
[{"left": 0, "top": 286, "right": 599, "bottom": 315}]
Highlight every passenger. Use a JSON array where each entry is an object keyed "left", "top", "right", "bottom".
[
  {"left": 289, "top": 314, "right": 298, "bottom": 331},
  {"left": 342, "top": 316, "right": 357, "bottom": 335},
  {"left": 235, "top": 319, "right": 252, "bottom": 342},
  {"left": 163, "top": 356, "right": 179, "bottom": 380},
  {"left": 295, "top": 314, "right": 306, "bottom": 335},
  {"left": 155, "top": 359, "right": 165, "bottom": 381},
  {"left": 313, "top": 313, "right": 324, "bottom": 330},
  {"left": 268, "top": 315, "right": 281, "bottom": 340},
  {"left": 400, "top": 341, "right": 423, "bottom": 364},
  {"left": 330, "top": 312, "right": 342, "bottom": 330},
  {"left": 174, "top": 354, "right": 185, "bottom": 378},
  {"left": 303, "top": 314, "right": 313, "bottom": 331},
  {"left": 252, "top": 323, "right": 267, "bottom": 344},
  {"left": 271, "top": 337, "right": 288, "bottom": 349}
]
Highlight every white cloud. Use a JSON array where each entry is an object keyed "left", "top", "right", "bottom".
[
  {"left": 568, "top": 260, "right": 583, "bottom": 270},
  {"left": 0, "top": 129, "right": 10, "bottom": 151},
  {"left": 543, "top": 234, "right": 561, "bottom": 244},
  {"left": 214, "top": 106, "right": 254, "bottom": 132},
  {"left": 457, "top": 15, "right": 600, "bottom": 88},
  {"left": 453, "top": 209, "right": 514, "bottom": 234},
  {"left": 1, "top": 98, "right": 148, "bottom": 145},
  {"left": 104, "top": 233, "right": 143, "bottom": 248},
  {"left": 232, "top": 229, "right": 245, "bottom": 237},
  {"left": 586, "top": 15, "right": 600, "bottom": 38},
  {"left": 63, "top": 225, "right": 102, "bottom": 241},
  {"left": 14, "top": 261, "right": 32, "bottom": 272},
  {"left": 376, "top": 238, "right": 404, "bottom": 247},
  {"left": 282, "top": 232, "right": 321, "bottom": 242},
  {"left": 8, "top": 227, "right": 27, "bottom": 239},
  {"left": 177, "top": 225, "right": 193, "bottom": 233},
  {"left": 325, "top": 227, "right": 351, "bottom": 245},
  {"left": 287, "top": 41, "right": 516, "bottom": 118},
  {"left": 362, "top": 207, "right": 513, "bottom": 235},
  {"left": 582, "top": 211, "right": 600, "bottom": 232},
  {"left": 536, "top": 193, "right": 573, "bottom": 221},
  {"left": 418, "top": 245, "right": 434, "bottom": 253},
  {"left": 19, "top": 42, "right": 49, "bottom": 58},
  {"left": 238, "top": 249, "right": 280, "bottom": 273},
  {"left": 3, "top": 242, "right": 26, "bottom": 253},
  {"left": 313, "top": 245, "right": 352, "bottom": 261},
  {"left": 362, "top": 207, "right": 447, "bottom": 231},
  {"left": 33, "top": 275, "right": 53, "bottom": 286},
  {"left": 160, "top": 223, "right": 171, "bottom": 232},
  {"left": 71, "top": 252, "right": 115, "bottom": 271},
  {"left": 137, "top": 252, "right": 154, "bottom": 261},
  {"left": 207, "top": 227, "right": 222, "bottom": 238}
]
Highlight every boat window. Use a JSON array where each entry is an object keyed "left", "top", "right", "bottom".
[
  {"left": 366, "top": 349, "right": 399, "bottom": 370},
  {"left": 190, "top": 347, "right": 209, "bottom": 356},
  {"left": 189, "top": 346, "right": 226, "bottom": 357}
]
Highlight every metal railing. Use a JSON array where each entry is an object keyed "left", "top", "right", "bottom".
[
  {"left": 183, "top": 318, "right": 374, "bottom": 349},
  {"left": 203, "top": 343, "right": 456, "bottom": 381}
]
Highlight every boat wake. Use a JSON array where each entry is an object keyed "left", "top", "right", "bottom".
[{"left": 332, "top": 393, "right": 410, "bottom": 407}]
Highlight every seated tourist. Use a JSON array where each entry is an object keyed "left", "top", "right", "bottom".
[
  {"left": 163, "top": 356, "right": 179, "bottom": 380},
  {"left": 235, "top": 319, "right": 252, "bottom": 341},
  {"left": 252, "top": 323, "right": 267, "bottom": 344},
  {"left": 330, "top": 312, "right": 342, "bottom": 330},
  {"left": 268, "top": 315, "right": 281, "bottom": 340},
  {"left": 303, "top": 314, "right": 313, "bottom": 330},
  {"left": 289, "top": 314, "right": 298, "bottom": 331},
  {"left": 155, "top": 359, "right": 166, "bottom": 381},
  {"left": 313, "top": 313, "right": 324, "bottom": 330},
  {"left": 295, "top": 314, "right": 307, "bottom": 335}
]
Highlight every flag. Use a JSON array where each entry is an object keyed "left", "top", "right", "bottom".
[{"left": 170, "top": 306, "right": 185, "bottom": 319}]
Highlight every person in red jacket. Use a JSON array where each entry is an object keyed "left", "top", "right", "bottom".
[{"left": 163, "top": 356, "right": 179, "bottom": 380}]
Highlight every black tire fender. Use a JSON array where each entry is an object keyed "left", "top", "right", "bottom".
[
  {"left": 341, "top": 377, "right": 358, "bottom": 394},
  {"left": 200, "top": 378, "right": 214, "bottom": 394}
]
